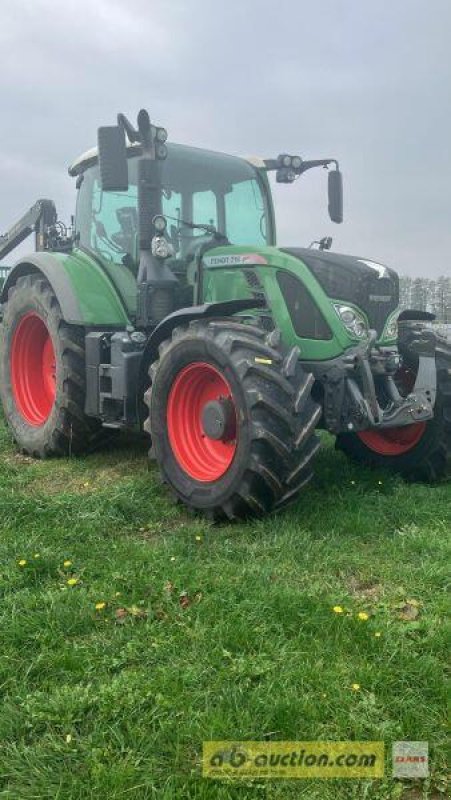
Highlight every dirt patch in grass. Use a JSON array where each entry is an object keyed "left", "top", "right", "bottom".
[
  {"left": 4, "top": 452, "right": 35, "bottom": 467},
  {"left": 344, "top": 574, "right": 384, "bottom": 601},
  {"left": 5, "top": 447, "right": 150, "bottom": 497},
  {"left": 37, "top": 466, "right": 147, "bottom": 495}
]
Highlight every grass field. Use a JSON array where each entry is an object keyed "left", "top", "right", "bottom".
[{"left": 0, "top": 417, "right": 448, "bottom": 800}]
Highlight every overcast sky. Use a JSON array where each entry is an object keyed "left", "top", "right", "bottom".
[{"left": 1, "top": 0, "right": 450, "bottom": 276}]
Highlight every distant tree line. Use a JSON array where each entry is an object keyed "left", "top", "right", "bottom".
[{"left": 399, "top": 275, "right": 451, "bottom": 323}]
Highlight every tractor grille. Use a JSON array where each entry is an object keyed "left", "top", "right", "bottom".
[
  {"left": 282, "top": 248, "right": 399, "bottom": 335},
  {"left": 277, "top": 271, "right": 332, "bottom": 340},
  {"left": 365, "top": 274, "right": 398, "bottom": 334}
]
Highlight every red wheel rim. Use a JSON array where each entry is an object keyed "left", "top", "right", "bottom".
[
  {"left": 167, "top": 362, "right": 237, "bottom": 481},
  {"left": 357, "top": 366, "right": 426, "bottom": 455},
  {"left": 10, "top": 312, "right": 56, "bottom": 426},
  {"left": 356, "top": 423, "right": 426, "bottom": 455}
]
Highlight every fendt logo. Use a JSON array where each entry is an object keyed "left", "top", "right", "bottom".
[{"left": 203, "top": 253, "right": 268, "bottom": 268}]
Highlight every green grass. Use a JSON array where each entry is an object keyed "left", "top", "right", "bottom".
[{"left": 0, "top": 417, "right": 448, "bottom": 800}]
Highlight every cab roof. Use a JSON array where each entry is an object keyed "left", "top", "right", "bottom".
[{"left": 68, "top": 142, "right": 265, "bottom": 177}]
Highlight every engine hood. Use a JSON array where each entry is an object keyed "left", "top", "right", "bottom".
[{"left": 281, "top": 247, "right": 399, "bottom": 334}]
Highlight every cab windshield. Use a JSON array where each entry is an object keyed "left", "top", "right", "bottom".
[{"left": 75, "top": 144, "right": 273, "bottom": 265}]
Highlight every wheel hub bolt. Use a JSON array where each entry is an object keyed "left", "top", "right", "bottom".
[{"left": 201, "top": 397, "right": 235, "bottom": 441}]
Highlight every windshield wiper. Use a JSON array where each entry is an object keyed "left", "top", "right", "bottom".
[{"left": 164, "top": 214, "right": 221, "bottom": 238}]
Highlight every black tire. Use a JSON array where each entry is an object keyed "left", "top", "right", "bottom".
[
  {"left": 0, "top": 273, "right": 102, "bottom": 457},
  {"left": 336, "top": 337, "right": 451, "bottom": 481},
  {"left": 143, "top": 319, "right": 321, "bottom": 519}
]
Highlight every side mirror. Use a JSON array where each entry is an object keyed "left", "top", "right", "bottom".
[
  {"left": 328, "top": 169, "right": 343, "bottom": 224},
  {"left": 97, "top": 125, "right": 128, "bottom": 191}
]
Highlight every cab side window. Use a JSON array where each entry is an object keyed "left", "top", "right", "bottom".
[
  {"left": 162, "top": 190, "right": 183, "bottom": 258},
  {"left": 90, "top": 180, "right": 138, "bottom": 263},
  {"left": 225, "top": 179, "right": 266, "bottom": 245},
  {"left": 192, "top": 190, "right": 218, "bottom": 229}
]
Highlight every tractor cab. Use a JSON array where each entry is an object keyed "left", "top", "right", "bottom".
[
  {"left": 71, "top": 143, "right": 274, "bottom": 278},
  {"left": 68, "top": 126, "right": 342, "bottom": 329}
]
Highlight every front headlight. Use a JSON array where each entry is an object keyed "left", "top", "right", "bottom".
[
  {"left": 382, "top": 312, "right": 399, "bottom": 341},
  {"left": 333, "top": 304, "right": 368, "bottom": 339}
]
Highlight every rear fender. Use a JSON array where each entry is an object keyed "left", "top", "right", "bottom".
[{"left": 1, "top": 250, "right": 131, "bottom": 327}]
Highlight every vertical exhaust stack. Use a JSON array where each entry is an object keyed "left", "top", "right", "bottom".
[{"left": 97, "top": 109, "right": 177, "bottom": 327}]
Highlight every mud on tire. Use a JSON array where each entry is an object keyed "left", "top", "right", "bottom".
[{"left": 144, "top": 319, "right": 322, "bottom": 519}]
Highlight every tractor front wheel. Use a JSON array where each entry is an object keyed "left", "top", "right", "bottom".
[
  {"left": 0, "top": 274, "right": 102, "bottom": 457},
  {"left": 144, "top": 320, "right": 321, "bottom": 519},
  {"left": 336, "top": 344, "right": 451, "bottom": 481}
]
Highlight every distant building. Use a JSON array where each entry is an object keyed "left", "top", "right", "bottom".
[{"left": 399, "top": 275, "right": 451, "bottom": 322}]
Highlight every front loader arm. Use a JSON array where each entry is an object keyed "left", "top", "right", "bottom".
[{"left": 0, "top": 199, "right": 58, "bottom": 260}]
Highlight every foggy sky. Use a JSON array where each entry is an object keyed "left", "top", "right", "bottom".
[{"left": 1, "top": 0, "right": 450, "bottom": 277}]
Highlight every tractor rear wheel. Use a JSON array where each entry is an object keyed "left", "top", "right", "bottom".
[
  {"left": 144, "top": 319, "right": 321, "bottom": 519},
  {"left": 336, "top": 343, "right": 451, "bottom": 481},
  {"left": 0, "top": 274, "right": 102, "bottom": 457}
]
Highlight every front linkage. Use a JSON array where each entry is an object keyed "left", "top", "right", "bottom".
[
  {"left": 315, "top": 322, "right": 437, "bottom": 436},
  {"left": 335, "top": 320, "right": 450, "bottom": 481}
]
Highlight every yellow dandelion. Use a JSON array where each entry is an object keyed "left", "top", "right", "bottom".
[
  {"left": 374, "top": 631, "right": 382, "bottom": 638},
  {"left": 351, "top": 683, "right": 360, "bottom": 691},
  {"left": 95, "top": 602, "right": 106, "bottom": 611},
  {"left": 357, "top": 611, "right": 369, "bottom": 621},
  {"left": 33, "top": 553, "right": 40, "bottom": 559},
  {"left": 170, "top": 556, "right": 176, "bottom": 562},
  {"left": 332, "top": 605, "right": 344, "bottom": 614},
  {"left": 83, "top": 482, "right": 90, "bottom": 488},
  {"left": 67, "top": 577, "right": 78, "bottom": 587},
  {"left": 63, "top": 560, "right": 72, "bottom": 568},
  {"left": 195, "top": 535, "right": 202, "bottom": 542},
  {"left": 18, "top": 559, "right": 27, "bottom": 567}
]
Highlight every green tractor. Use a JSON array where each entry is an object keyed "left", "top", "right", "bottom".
[{"left": 0, "top": 110, "right": 449, "bottom": 518}]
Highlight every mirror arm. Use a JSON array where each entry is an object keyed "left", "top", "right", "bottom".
[
  {"left": 263, "top": 157, "right": 339, "bottom": 175},
  {"left": 297, "top": 158, "right": 339, "bottom": 174},
  {"left": 262, "top": 158, "right": 279, "bottom": 171},
  {"left": 117, "top": 113, "right": 140, "bottom": 144}
]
